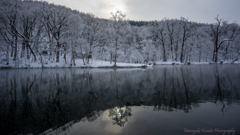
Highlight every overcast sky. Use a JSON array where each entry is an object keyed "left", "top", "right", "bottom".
[{"left": 44, "top": 0, "right": 240, "bottom": 24}]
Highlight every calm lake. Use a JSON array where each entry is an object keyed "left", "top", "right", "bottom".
[{"left": 0, "top": 65, "right": 240, "bottom": 135}]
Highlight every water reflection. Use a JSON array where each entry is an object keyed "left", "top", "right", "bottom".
[
  {"left": 109, "top": 106, "right": 132, "bottom": 127},
  {"left": 0, "top": 65, "right": 239, "bottom": 134}
]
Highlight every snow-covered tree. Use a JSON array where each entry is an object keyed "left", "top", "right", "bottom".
[
  {"left": 109, "top": 10, "right": 128, "bottom": 66},
  {"left": 0, "top": 0, "right": 20, "bottom": 64},
  {"left": 150, "top": 21, "right": 168, "bottom": 61},
  {"left": 39, "top": 4, "right": 71, "bottom": 62},
  {"left": 82, "top": 14, "right": 106, "bottom": 64},
  {"left": 0, "top": 0, "right": 239, "bottom": 67},
  {"left": 208, "top": 15, "right": 235, "bottom": 62},
  {"left": 179, "top": 17, "right": 195, "bottom": 63}
]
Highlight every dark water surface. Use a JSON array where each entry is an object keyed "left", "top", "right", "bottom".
[{"left": 0, "top": 65, "right": 240, "bottom": 135}]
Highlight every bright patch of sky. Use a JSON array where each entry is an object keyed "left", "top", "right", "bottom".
[{"left": 44, "top": 0, "right": 240, "bottom": 24}]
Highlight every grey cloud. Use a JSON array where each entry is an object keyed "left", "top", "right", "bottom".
[{"left": 45, "top": 0, "right": 240, "bottom": 24}]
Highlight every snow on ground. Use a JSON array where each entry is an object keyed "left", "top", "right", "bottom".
[
  {"left": 0, "top": 58, "right": 239, "bottom": 69},
  {"left": 0, "top": 58, "right": 146, "bottom": 68},
  {"left": 86, "top": 60, "right": 146, "bottom": 68},
  {"left": 155, "top": 61, "right": 183, "bottom": 65}
]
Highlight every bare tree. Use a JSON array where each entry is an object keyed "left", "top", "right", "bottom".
[
  {"left": 18, "top": 2, "right": 43, "bottom": 62},
  {"left": 109, "top": 10, "right": 127, "bottom": 67},
  {"left": 82, "top": 14, "right": 106, "bottom": 64},
  {"left": 0, "top": 0, "right": 19, "bottom": 64},
  {"left": 209, "top": 15, "right": 232, "bottom": 62},
  {"left": 179, "top": 17, "right": 195, "bottom": 63},
  {"left": 39, "top": 5, "right": 70, "bottom": 62},
  {"left": 164, "top": 19, "right": 177, "bottom": 61},
  {"left": 222, "top": 23, "right": 240, "bottom": 61},
  {"left": 151, "top": 21, "right": 167, "bottom": 62}
]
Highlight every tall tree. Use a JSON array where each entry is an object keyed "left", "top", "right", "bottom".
[
  {"left": 40, "top": 5, "right": 70, "bottom": 62},
  {"left": 18, "top": 2, "right": 42, "bottom": 62},
  {"left": 221, "top": 23, "right": 240, "bottom": 61},
  {"left": 82, "top": 14, "right": 106, "bottom": 64},
  {"left": 209, "top": 15, "right": 231, "bottom": 62},
  {"left": 0, "top": 0, "right": 19, "bottom": 64},
  {"left": 164, "top": 19, "right": 177, "bottom": 61},
  {"left": 179, "top": 17, "right": 195, "bottom": 63},
  {"left": 109, "top": 10, "right": 127, "bottom": 66},
  {"left": 67, "top": 13, "right": 84, "bottom": 66},
  {"left": 151, "top": 21, "right": 168, "bottom": 61}
]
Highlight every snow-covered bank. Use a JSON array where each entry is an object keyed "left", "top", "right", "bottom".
[
  {"left": 88, "top": 60, "right": 146, "bottom": 68},
  {"left": 1, "top": 59, "right": 239, "bottom": 69},
  {"left": 0, "top": 59, "right": 147, "bottom": 69},
  {"left": 155, "top": 61, "right": 183, "bottom": 65}
]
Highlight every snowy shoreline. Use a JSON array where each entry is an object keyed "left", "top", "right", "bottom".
[
  {"left": 0, "top": 65, "right": 147, "bottom": 69},
  {"left": 0, "top": 60, "right": 239, "bottom": 69}
]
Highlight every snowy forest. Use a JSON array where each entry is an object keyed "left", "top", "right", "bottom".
[{"left": 1, "top": 0, "right": 240, "bottom": 68}]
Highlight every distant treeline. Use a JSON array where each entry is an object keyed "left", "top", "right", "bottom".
[{"left": 129, "top": 20, "right": 149, "bottom": 27}]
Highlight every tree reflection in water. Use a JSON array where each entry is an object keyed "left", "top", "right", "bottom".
[
  {"left": 109, "top": 106, "right": 132, "bottom": 127},
  {"left": 0, "top": 65, "right": 240, "bottom": 134}
]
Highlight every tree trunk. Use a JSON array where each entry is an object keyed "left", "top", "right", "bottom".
[
  {"left": 180, "top": 41, "right": 185, "bottom": 63},
  {"left": 114, "top": 40, "right": 117, "bottom": 67},
  {"left": 175, "top": 40, "right": 178, "bottom": 62},
  {"left": 82, "top": 56, "right": 85, "bottom": 65},
  {"left": 27, "top": 43, "right": 30, "bottom": 59},
  {"left": 56, "top": 42, "right": 60, "bottom": 62},
  {"left": 199, "top": 49, "right": 201, "bottom": 62},
  {"left": 213, "top": 41, "right": 218, "bottom": 63},
  {"left": 114, "top": 53, "right": 117, "bottom": 67},
  {"left": 214, "top": 51, "right": 218, "bottom": 63},
  {"left": 110, "top": 53, "right": 112, "bottom": 64},
  {"left": 170, "top": 40, "right": 174, "bottom": 61},
  {"left": 212, "top": 29, "right": 219, "bottom": 62},
  {"left": 87, "top": 52, "right": 92, "bottom": 64},
  {"left": 13, "top": 36, "right": 17, "bottom": 61},
  {"left": 64, "top": 48, "right": 67, "bottom": 64},
  {"left": 162, "top": 43, "right": 167, "bottom": 62},
  {"left": 27, "top": 44, "right": 36, "bottom": 62},
  {"left": 6, "top": 45, "right": 9, "bottom": 65},
  {"left": 21, "top": 40, "right": 26, "bottom": 58},
  {"left": 180, "top": 31, "right": 186, "bottom": 63},
  {"left": 11, "top": 47, "right": 14, "bottom": 57}
]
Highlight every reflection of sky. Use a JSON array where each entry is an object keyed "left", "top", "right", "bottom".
[
  {"left": 53, "top": 111, "right": 125, "bottom": 135},
  {"left": 48, "top": 102, "right": 240, "bottom": 135},
  {"left": 44, "top": 0, "right": 240, "bottom": 24}
]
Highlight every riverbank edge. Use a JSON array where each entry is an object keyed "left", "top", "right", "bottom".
[
  {"left": 0, "top": 62, "right": 239, "bottom": 69},
  {"left": 0, "top": 65, "right": 148, "bottom": 69}
]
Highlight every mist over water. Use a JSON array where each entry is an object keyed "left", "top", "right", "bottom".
[{"left": 0, "top": 65, "right": 240, "bottom": 134}]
